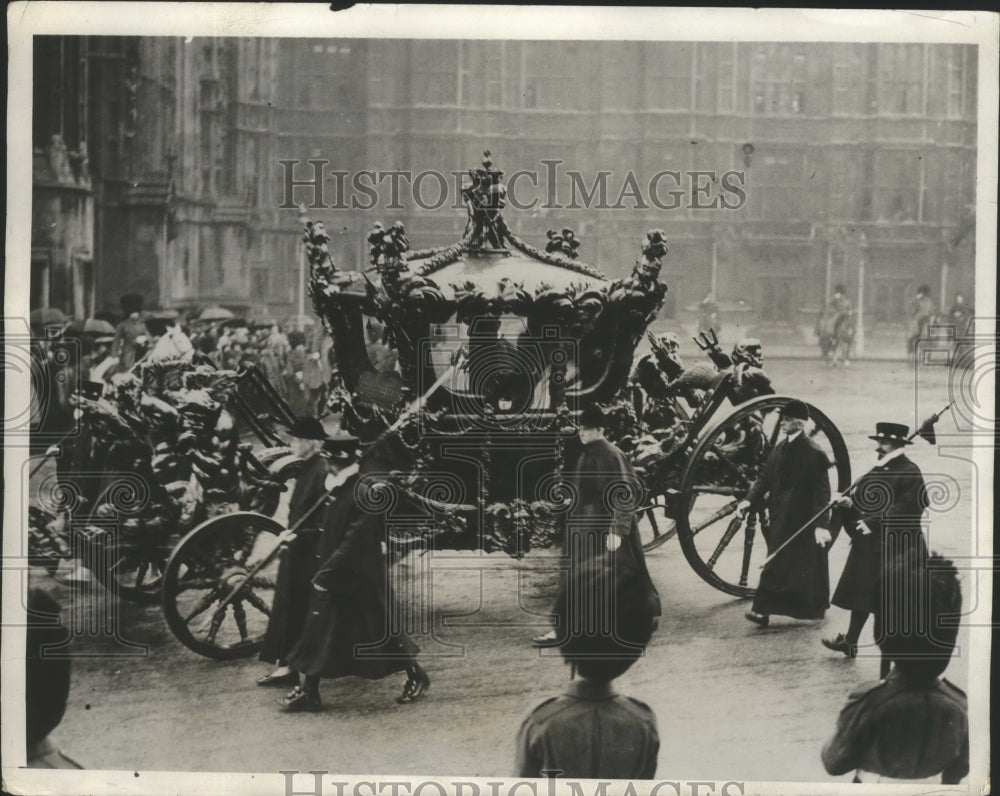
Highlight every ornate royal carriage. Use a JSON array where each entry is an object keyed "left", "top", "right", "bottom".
[
  {"left": 158, "top": 153, "right": 852, "bottom": 658},
  {"left": 298, "top": 152, "right": 670, "bottom": 556}
]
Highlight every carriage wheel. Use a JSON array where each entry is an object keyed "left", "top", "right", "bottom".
[
  {"left": 162, "top": 512, "right": 284, "bottom": 659},
  {"left": 86, "top": 530, "right": 177, "bottom": 605},
  {"left": 638, "top": 505, "right": 676, "bottom": 552},
  {"left": 675, "top": 396, "right": 851, "bottom": 597}
]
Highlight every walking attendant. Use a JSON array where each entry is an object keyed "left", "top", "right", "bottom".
[{"left": 739, "top": 400, "right": 833, "bottom": 627}]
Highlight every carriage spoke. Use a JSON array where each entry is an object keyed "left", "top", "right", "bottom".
[
  {"left": 707, "top": 451, "right": 753, "bottom": 488},
  {"left": 706, "top": 516, "right": 743, "bottom": 570},
  {"left": 232, "top": 600, "right": 250, "bottom": 642},
  {"left": 242, "top": 589, "right": 272, "bottom": 617},
  {"left": 134, "top": 561, "right": 150, "bottom": 587},
  {"left": 691, "top": 500, "right": 738, "bottom": 536},
  {"left": 768, "top": 418, "right": 783, "bottom": 447},
  {"left": 739, "top": 512, "right": 759, "bottom": 587},
  {"left": 183, "top": 587, "right": 222, "bottom": 624},
  {"left": 205, "top": 605, "right": 227, "bottom": 644}
]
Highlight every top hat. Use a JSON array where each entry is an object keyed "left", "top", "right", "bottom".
[
  {"left": 323, "top": 431, "right": 361, "bottom": 461},
  {"left": 916, "top": 284, "right": 931, "bottom": 297},
  {"left": 287, "top": 416, "right": 327, "bottom": 441},
  {"left": 779, "top": 399, "right": 809, "bottom": 421},
  {"left": 833, "top": 283, "right": 847, "bottom": 295},
  {"left": 578, "top": 404, "right": 606, "bottom": 429},
  {"left": 868, "top": 422, "right": 912, "bottom": 445}
]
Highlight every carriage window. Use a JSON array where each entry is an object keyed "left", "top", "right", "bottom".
[
  {"left": 427, "top": 315, "right": 576, "bottom": 412},
  {"left": 429, "top": 316, "right": 530, "bottom": 389}
]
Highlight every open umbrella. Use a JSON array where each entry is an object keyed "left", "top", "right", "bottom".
[
  {"left": 29, "top": 308, "right": 68, "bottom": 327},
  {"left": 65, "top": 318, "right": 116, "bottom": 336},
  {"left": 199, "top": 306, "right": 235, "bottom": 321}
]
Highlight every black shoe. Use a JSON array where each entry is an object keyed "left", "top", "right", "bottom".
[
  {"left": 278, "top": 686, "right": 322, "bottom": 712},
  {"left": 822, "top": 633, "right": 857, "bottom": 659},
  {"left": 745, "top": 611, "right": 769, "bottom": 627},
  {"left": 257, "top": 670, "right": 300, "bottom": 688},
  {"left": 396, "top": 666, "right": 430, "bottom": 705}
]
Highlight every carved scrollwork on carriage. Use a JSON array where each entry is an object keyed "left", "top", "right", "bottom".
[{"left": 303, "top": 151, "right": 677, "bottom": 557}]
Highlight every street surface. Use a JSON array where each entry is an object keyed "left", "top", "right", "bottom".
[{"left": 26, "top": 359, "right": 978, "bottom": 782}]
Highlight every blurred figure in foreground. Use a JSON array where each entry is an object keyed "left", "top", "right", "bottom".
[
  {"left": 26, "top": 588, "right": 83, "bottom": 769},
  {"left": 822, "top": 552, "right": 968, "bottom": 785},
  {"left": 516, "top": 554, "right": 659, "bottom": 779}
]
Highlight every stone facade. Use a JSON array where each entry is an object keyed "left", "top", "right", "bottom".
[{"left": 32, "top": 38, "right": 977, "bottom": 342}]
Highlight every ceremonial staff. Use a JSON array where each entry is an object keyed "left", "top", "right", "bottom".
[
  {"left": 758, "top": 402, "right": 952, "bottom": 569},
  {"left": 211, "top": 347, "right": 469, "bottom": 612}
]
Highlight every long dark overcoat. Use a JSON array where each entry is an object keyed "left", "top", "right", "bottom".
[
  {"left": 286, "top": 435, "right": 418, "bottom": 680},
  {"left": 831, "top": 453, "right": 928, "bottom": 614},
  {"left": 747, "top": 433, "right": 832, "bottom": 619},
  {"left": 259, "top": 452, "right": 329, "bottom": 665},
  {"left": 565, "top": 437, "right": 662, "bottom": 621}
]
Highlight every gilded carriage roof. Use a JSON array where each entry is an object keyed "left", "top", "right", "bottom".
[
  {"left": 304, "top": 151, "right": 669, "bottom": 410},
  {"left": 409, "top": 251, "right": 607, "bottom": 300}
]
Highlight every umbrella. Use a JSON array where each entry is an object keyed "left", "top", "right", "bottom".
[
  {"left": 65, "top": 318, "right": 116, "bottom": 336},
  {"left": 29, "top": 308, "right": 67, "bottom": 327},
  {"left": 250, "top": 316, "right": 277, "bottom": 329},
  {"left": 199, "top": 306, "right": 235, "bottom": 321}
]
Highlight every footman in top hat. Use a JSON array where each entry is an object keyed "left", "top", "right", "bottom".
[
  {"left": 738, "top": 399, "right": 833, "bottom": 627},
  {"left": 823, "top": 421, "right": 929, "bottom": 665}
]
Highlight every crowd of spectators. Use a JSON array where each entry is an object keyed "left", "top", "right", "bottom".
[{"left": 29, "top": 299, "right": 344, "bottom": 441}]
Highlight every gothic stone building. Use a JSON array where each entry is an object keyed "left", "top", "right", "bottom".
[{"left": 33, "top": 38, "right": 976, "bottom": 348}]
